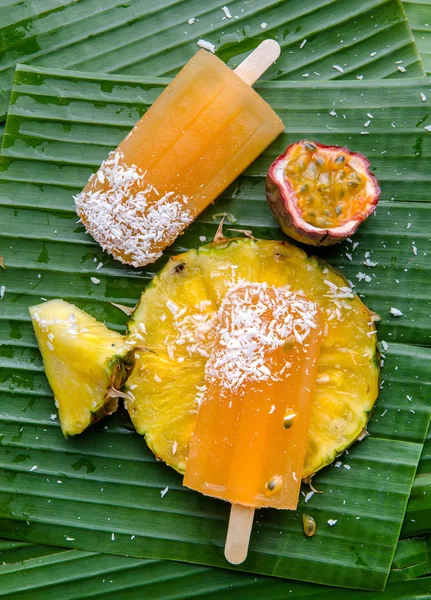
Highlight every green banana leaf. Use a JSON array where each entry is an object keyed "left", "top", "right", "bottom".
[
  {"left": 0, "top": 539, "right": 59, "bottom": 565},
  {"left": 403, "top": 0, "right": 431, "bottom": 73},
  {"left": 389, "top": 536, "right": 431, "bottom": 582},
  {"left": 0, "top": 65, "right": 430, "bottom": 592},
  {"left": 0, "top": 545, "right": 429, "bottom": 600},
  {"left": 403, "top": 425, "right": 431, "bottom": 536},
  {"left": 0, "top": 0, "right": 425, "bottom": 122}
]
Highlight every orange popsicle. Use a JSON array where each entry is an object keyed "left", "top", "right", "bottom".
[
  {"left": 75, "top": 43, "right": 284, "bottom": 267},
  {"left": 183, "top": 282, "right": 322, "bottom": 562}
]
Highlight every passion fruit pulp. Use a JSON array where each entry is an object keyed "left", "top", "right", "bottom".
[{"left": 266, "top": 140, "right": 381, "bottom": 246}]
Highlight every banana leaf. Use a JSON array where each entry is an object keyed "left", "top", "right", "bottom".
[
  {"left": 403, "top": 425, "right": 431, "bottom": 537},
  {"left": 389, "top": 536, "right": 431, "bottom": 582},
  {"left": 0, "top": 66, "right": 430, "bottom": 592},
  {"left": 0, "top": 539, "right": 59, "bottom": 565},
  {"left": 0, "top": 0, "right": 425, "bottom": 122},
  {"left": 0, "top": 545, "right": 429, "bottom": 600},
  {"left": 403, "top": 0, "right": 431, "bottom": 73}
]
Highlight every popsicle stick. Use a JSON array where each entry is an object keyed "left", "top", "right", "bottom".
[
  {"left": 224, "top": 504, "right": 255, "bottom": 564},
  {"left": 234, "top": 39, "right": 280, "bottom": 86}
]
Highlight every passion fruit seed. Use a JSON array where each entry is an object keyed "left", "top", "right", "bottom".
[
  {"left": 283, "top": 409, "right": 297, "bottom": 429},
  {"left": 267, "top": 140, "right": 381, "bottom": 245},
  {"left": 281, "top": 142, "right": 370, "bottom": 229},
  {"left": 283, "top": 334, "right": 295, "bottom": 352},
  {"left": 264, "top": 475, "right": 283, "bottom": 497},
  {"left": 302, "top": 514, "right": 317, "bottom": 537}
]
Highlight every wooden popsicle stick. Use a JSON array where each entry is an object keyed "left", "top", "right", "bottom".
[
  {"left": 234, "top": 39, "right": 280, "bottom": 86},
  {"left": 224, "top": 504, "right": 255, "bottom": 564},
  {"left": 222, "top": 43, "right": 278, "bottom": 565}
]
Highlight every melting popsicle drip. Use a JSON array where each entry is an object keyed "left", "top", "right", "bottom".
[{"left": 184, "top": 281, "right": 323, "bottom": 510}]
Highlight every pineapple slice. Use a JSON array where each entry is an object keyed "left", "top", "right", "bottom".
[
  {"left": 30, "top": 299, "right": 133, "bottom": 437},
  {"left": 125, "top": 238, "right": 379, "bottom": 479}
]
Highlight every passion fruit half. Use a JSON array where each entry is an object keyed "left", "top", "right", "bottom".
[{"left": 266, "top": 140, "right": 381, "bottom": 246}]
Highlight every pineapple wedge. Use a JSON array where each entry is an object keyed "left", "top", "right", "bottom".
[
  {"left": 125, "top": 238, "right": 380, "bottom": 479},
  {"left": 30, "top": 299, "right": 133, "bottom": 437}
]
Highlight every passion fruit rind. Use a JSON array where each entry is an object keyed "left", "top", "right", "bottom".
[{"left": 266, "top": 140, "right": 381, "bottom": 246}]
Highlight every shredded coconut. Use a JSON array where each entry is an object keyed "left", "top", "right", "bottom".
[
  {"left": 197, "top": 39, "right": 215, "bottom": 53},
  {"left": 200, "top": 282, "right": 319, "bottom": 397},
  {"left": 390, "top": 307, "right": 403, "bottom": 317},
  {"left": 160, "top": 486, "right": 169, "bottom": 498},
  {"left": 221, "top": 6, "right": 232, "bottom": 18},
  {"left": 171, "top": 300, "right": 216, "bottom": 358},
  {"left": 74, "top": 151, "right": 193, "bottom": 267},
  {"left": 327, "top": 519, "right": 338, "bottom": 526},
  {"left": 363, "top": 258, "right": 377, "bottom": 267},
  {"left": 304, "top": 491, "right": 315, "bottom": 503},
  {"left": 332, "top": 65, "right": 344, "bottom": 73}
]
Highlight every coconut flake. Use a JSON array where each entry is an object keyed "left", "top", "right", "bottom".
[
  {"left": 74, "top": 151, "right": 193, "bottom": 267},
  {"left": 327, "top": 519, "right": 338, "bottom": 526},
  {"left": 221, "top": 6, "right": 232, "bottom": 18},
  {"left": 363, "top": 258, "right": 378, "bottom": 267},
  {"left": 200, "top": 282, "right": 319, "bottom": 397},
  {"left": 390, "top": 307, "right": 403, "bottom": 317},
  {"left": 90, "top": 277, "right": 100, "bottom": 285},
  {"left": 197, "top": 39, "right": 215, "bottom": 53},
  {"left": 0, "top": 285, "right": 5, "bottom": 299},
  {"left": 304, "top": 491, "right": 315, "bottom": 503},
  {"left": 332, "top": 65, "right": 344, "bottom": 73},
  {"left": 160, "top": 486, "right": 169, "bottom": 498}
]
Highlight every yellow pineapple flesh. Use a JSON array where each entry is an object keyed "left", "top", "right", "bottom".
[
  {"left": 125, "top": 238, "right": 380, "bottom": 478},
  {"left": 30, "top": 299, "right": 133, "bottom": 437}
]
